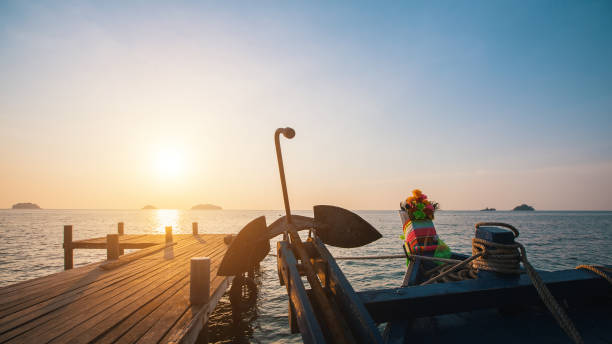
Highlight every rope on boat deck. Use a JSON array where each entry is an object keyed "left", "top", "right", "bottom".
[
  {"left": 516, "top": 242, "right": 584, "bottom": 344},
  {"left": 418, "top": 222, "right": 596, "bottom": 344},
  {"left": 268, "top": 253, "right": 464, "bottom": 263},
  {"left": 268, "top": 253, "right": 407, "bottom": 260},
  {"left": 420, "top": 253, "right": 481, "bottom": 285},
  {"left": 464, "top": 223, "right": 585, "bottom": 344},
  {"left": 575, "top": 265, "right": 612, "bottom": 284}
]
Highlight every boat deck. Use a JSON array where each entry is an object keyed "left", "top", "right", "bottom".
[{"left": 0, "top": 234, "right": 232, "bottom": 344}]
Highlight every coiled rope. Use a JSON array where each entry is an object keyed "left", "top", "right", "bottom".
[{"left": 469, "top": 222, "right": 584, "bottom": 344}]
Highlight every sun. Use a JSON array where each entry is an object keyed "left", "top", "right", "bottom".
[{"left": 154, "top": 148, "right": 185, "bottom": 179}]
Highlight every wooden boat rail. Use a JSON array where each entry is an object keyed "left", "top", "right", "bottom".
[
  {"left": 276, "top": 234, "right": 384, "bottom": 344},
  {"left": 62, "top": 222, "right": 204, "bottom": 270}
]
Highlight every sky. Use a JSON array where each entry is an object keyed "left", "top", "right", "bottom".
[{"left": 0, "top": 1, "right": 611, "bottom": 210}]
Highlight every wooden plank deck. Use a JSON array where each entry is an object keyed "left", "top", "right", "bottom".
[{"left": 0, "top": 234, "right": 233, "bottom": 344}]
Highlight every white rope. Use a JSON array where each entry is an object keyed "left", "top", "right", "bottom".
[{"left": 268, "top": 253, "right": 405, "bottom": 260}]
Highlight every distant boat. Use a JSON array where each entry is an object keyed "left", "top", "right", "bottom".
[
  {"left": 191, "top": 204, "right": 222, "bottom": 210},
  {"left": 12, "top": 202, "right": 41, "bottom": 209},
  {"left": 513, "top": 204, "right": 535, "bottom": 211},
  {"left": 480, "top": 207, "right": 496, "bottom": 211},
  {"left": 141, "top": 205, "right": 157, "bottom": 210}
]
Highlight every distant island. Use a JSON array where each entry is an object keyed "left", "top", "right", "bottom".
[
  {"left": 191, "top": 204, "right": 222, "bottom": 210},
  {"left": 142, "top": 205, "right": 157, "bottom": 210},
  {"left": 480, "top": 207, "right": 496, "bottom": 211},
  {"left": 513, "top": 204, "right": 535, "bottom": 211},
  {"left": 12, "top": 202, "right": 41, "bottom": 209}
]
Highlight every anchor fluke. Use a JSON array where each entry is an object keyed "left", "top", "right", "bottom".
[
  {"left": 266, "top": 206, "right": 382, "bottom": 248},
  {"left": 314, "top": 205, "right": 382, "bottom": 248},
  {"left": 217, "top": 216, "right": 269, "bottom": 276}
]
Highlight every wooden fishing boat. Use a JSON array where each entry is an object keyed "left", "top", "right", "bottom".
[
  {"left": 218, "top": 127, "right": 612, "bottom": 344},
  {"left": 379, "top": 216, "right": 612, "bottom": 344}
]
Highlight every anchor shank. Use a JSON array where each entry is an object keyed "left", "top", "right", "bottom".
[{"left": 275, "top": 128, "right": 293, "bottom": 223}]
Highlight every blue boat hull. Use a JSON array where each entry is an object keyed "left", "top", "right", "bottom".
[{"left": 380, "top": 255, "right": 612, "bottom": 343}]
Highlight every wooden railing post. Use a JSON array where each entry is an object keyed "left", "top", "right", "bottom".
[
  {"left": 107, "top": 234, "right": 119, "bottom": 260},
  {"left": 192, "top": 222, "right": 198, "bottom": 235},
  {"left": 118, "top": 222, "right": 124, "bottom": 255},
  {"left": 190, "top": 257, "right": 210, "bottom": 305},
  {"left": 165, "top": 226, "right": 173, "bottom": 243},
  {"left": 190, "top": 257, "right": 211, "bottom": 344},
  {"left": 64, "top": 225, "right": 73, "bottom": 270}
]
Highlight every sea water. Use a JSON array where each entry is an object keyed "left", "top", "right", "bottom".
[{"left": 1, "top": 210, "right": 611, "bottom": 343}]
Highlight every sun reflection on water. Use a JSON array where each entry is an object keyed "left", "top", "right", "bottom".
[{"left": 154, "top": 209, "right": 180, "bottom": 234}]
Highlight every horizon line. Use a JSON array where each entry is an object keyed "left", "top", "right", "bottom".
[{"left": 2, "top": 208, "right": 612, "bottom": 212}]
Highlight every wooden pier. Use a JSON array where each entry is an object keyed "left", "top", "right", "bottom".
[{"left": 0, "top": 223, "right": 234, "bottom": 344}]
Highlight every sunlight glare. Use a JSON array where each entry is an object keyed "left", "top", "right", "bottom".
[
  {"left": 154, "top": 148, "right": 185, "bottom": 179},
  {"left": 154, "top": 209, "right": 180, "bottom": 233}
]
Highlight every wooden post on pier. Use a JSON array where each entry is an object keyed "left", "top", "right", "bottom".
[
  {"left": 64, "top": 225, "right": 73, "bottom": 270},
  {"left": 190, "top": 257, "right": 210, "bottom": 304},
  {"left": 107, "top": 234, "right": 120, "bottom": 260},
  {"left": 165, "top": 226, "right": 173, "bottom": 243},
  {"left": 118, "top": 222, "right": 125, "bottom": 255},
  {"left": 190, "top": 257, "right": 210, "bottom": 343},
  {"left": 192, "top": 222, "right": 198, "bottom": 235}
]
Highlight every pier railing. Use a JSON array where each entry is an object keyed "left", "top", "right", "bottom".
[{"left": 62, "top": 222, "right": 202, "bottom": 269}]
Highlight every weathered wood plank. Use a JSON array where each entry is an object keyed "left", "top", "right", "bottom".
[
  {"left": 310, "top": 237, "right": 383, "bottom": 344},
  {"left": 0, "top": 262, "right": 102, "bottom": 296},
  {"left": 79, "top": 245, "right": 229, "bottom": 344},
  {"left": 99, "top": 242, "right": 177, "bottom": 270},
  {"left": 277, "top": 241, "right": 327, "bottom": 344},
  {"left": 1, "top": 235, "right": 210, "bottom": 298},
  {"left": 159, "top": 274, "right": 229, "bottom": 344},
  {"left": 71, "top": 276, "right": 228, "bottom": 344},
  {"left": 8, "top": 250, "right": 218, "bottom": 342},
  {"left": 38, "top": 274, "right": 192, "bottom": 344},
  {"left": 1, "top": 245, "right": 206, "bottom": 343},
  {"left": 112, "top": 277, "right": 221, "bottom": 344},
  {"left": 81, "top": 280, "right": 195, "bottom": 344},
  {"left": 144, "top": 275, "right": 232, "bottom": 344},
  {"left": 0, "top": 234, "right": 231, "bottom": 344},
  {"left": 0, "top": 237, "right": 207, "bottom": 314},
  {"left": 67, "top": 234, "right": 196, "bottom": 249},
  {"left": 0, "top": 236, "right": 227, "bottom": 343}
]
